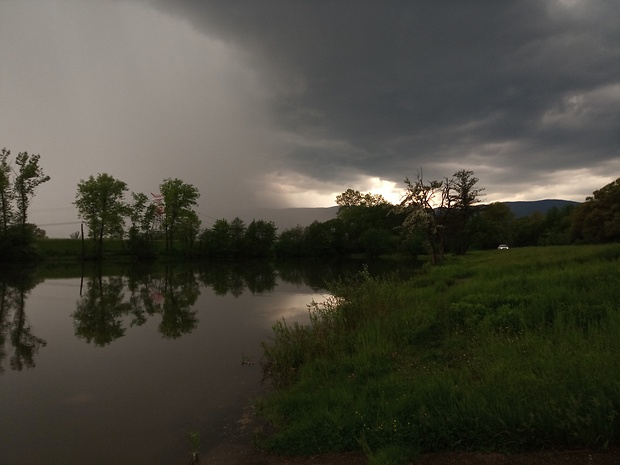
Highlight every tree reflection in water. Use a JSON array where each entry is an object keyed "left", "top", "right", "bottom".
[
  {"left": 71, "top": 257, "right": 418, "bottom": 347},
  {"left": 73, "top": 270, "right": 129, "bottom": 346},
  {"left": 71, "top": 260, "right": 300, "bottom": 346},
  {"left": 73, "top": 264, "right": 201, "bottom": 345},
  {"left": 197, "top": 260, "right": 277, "bottom": 296},
  {"left": 158, "top": 265, "right": 199, "bottom": 338},
  {"left": 0, "top": 265, "right": 46, "bottom": 372},
  {"left": 0, "top": 258, "right": 418, "bottom": 358}
]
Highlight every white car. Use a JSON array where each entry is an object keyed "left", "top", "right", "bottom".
[{"left": 497, "top": 244, "right": 509, "bottom": 250}]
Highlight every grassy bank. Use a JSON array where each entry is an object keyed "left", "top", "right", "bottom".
[
  {"left": 257, "top": 245, "right": 620, "bottom": 463},
  {"left": 35, "top": 238, "right": 170, "bottom": 260},
  {"left": 35, "top": 238, "right": 128, "bottom": 260}
]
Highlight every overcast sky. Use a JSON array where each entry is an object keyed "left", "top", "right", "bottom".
[{"left": 1, "top": 0, "right": 619, "bottom": 237}]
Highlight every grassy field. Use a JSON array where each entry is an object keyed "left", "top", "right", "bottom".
[
  {"left": 257, "top": 244, "right": 620, "bottom": 464},
  {"left": 35, "top": 238, "right": 127, "bottom": 259},
  {"left": 35, "top": 238, "right": 171, "bottom": 260}
]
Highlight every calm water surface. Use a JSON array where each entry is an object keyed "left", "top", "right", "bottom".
[{"left": 0, "top": 259, "right": 412, "bottom": 465}]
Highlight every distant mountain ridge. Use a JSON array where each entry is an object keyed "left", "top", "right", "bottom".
[
  {"left": 501, "top": 199, "right": 580, "bottom": 217},
  {"left": 203, "top": 200, "right": 580, "bottom": 231}
]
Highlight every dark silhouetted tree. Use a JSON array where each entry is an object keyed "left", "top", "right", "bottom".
[
  {"left": 397, "top": 169, "right": 484, "bottom": 263},
  {"left": 244, "top": 219, "right": 277, "bottom": 257},
  {"left": 336, "top": 189, "right": 400, "bottom": 255},
  {"left": 74, "top": 173, "right": 129, "bottom": 259},
  {"left": 0, "top": 148, "right": 13, "bottom": 235},
  {"left": 0, "top": 148, "right": 50, "bottom": 260},
  {"left": 469, "top": 202, "right": 514, "bottom": 249},
  {"left": 14, "top": 152, "right": 51, "bottom": 238},
  {"left": 159, "top": 178, "right": 199, "bottom": 254},
  {"left": 446, "top": 169, "right": 485, "bottom": 254},
  {"left": 572, "top": 177, "right": 620, "bottom": 243},
  {"left": 127, "top": 192, "right": 159, "bottom": 259}
]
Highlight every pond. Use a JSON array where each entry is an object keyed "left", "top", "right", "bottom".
[{"left": 0, "top": 258, "right": 417, "bottom": 465}]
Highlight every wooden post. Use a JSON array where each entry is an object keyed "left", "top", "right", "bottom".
[{"left": 81, "top": 222, "right": 85, "bottom": 260}]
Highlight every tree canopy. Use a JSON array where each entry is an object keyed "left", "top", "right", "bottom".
[
  {"left": 74, "top": 173, "right": 128, "bottom": 258},
  {"left": 572, "top": 177, "right": 620, "bottom": 243},
  {"left": 159, "top": 178, "right": 200, "bottom": 254},
  {"left": 397, "top": 169, "right": 484, "bottom": 263},
  {"left": 14, "top": 152, "right": 51, "bottom": 234},
  {"left": 0, "top": 148, "right": 50, "bottom": 260},
  {"left": 8, "top": 151, "right": 596, "bottom": 263}
]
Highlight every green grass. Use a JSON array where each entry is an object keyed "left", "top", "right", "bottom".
[
  {"left": 36, "top": 238, "right": 129, "bottom": 259},
  {"left": 257, "top": 245, "right": 620, "bottom": 462},
  {"left": 36, "top": 238, "right": 170, "bottom": 260}
]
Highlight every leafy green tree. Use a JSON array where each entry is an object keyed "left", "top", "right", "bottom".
[
  {"left": 159, "top": 178, "right": 200, "bottom": 254},
  {"left": 276, "top": 219, "right": 347, "bottom": 257},
  {"left": 0, "top": 149, "right": 50, "bottom": 260},
  {"left": 336, "top": 189, "right": 388, "bottom": 208},
  {"left": 276, "top": 225, "right": 305, "bottom": 256},
  {"left": 244, "top": 219, "right": 277, "bottom": 257},
  {"left": 129, "top": 192, "right": 158, "bottom": 237},
  {"left": 201, "top": 217, "right": 248, "bottom": 257},
  {"left": 399, "top": 228, "right": 428, "bottom": 258},
  {"left": 469, "top": 202, "right": 514, "bottom": 249},
  {"left": 74, "top": 173, "right": 129, "bottom": 258},
  {"left": 177, "top": 210, "right": 201, "bottom": 255},
  {"left": 14, "top": 152, "right": 50, "bottom": 237},
  {"left": 24, "top": 224, "right": 47, "bottom": 239},
  {"left": 572, "top": 177, "right": 620, "bottom": 243},
  {"left": 323, "top": 218, "right": 348, "bottom": 255},
  {"left": 359, "top": 227, "right": 394, "bottom": 257},
  {"left": 127, "top": 192, "right": 159, "bottom": 258},
  {"left": 539, "top": 205, "right": 576, "bottom": 245},
  {"left": 303, "top": 220, "right": 335, "bottom": 256},
  {"left": 0, "top": 148, "right": 14, "bottom": 234},
  {"left": 335, "top": 189, "right": 399, "bottom": 254},
  {"left": 513, "top": 211, "right": 545, "bottom": 247},
  {"left": 213, "top": 219, "right": 232, "bottom": 252},
  {"left": 204, "top": 219, "right": 232, "bottom": 257},
  {"left": 229, "top": 217, "right": 246, "bottom": 256}
]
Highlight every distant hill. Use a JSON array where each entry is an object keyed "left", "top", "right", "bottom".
[
  {"left": 501, "top": 199, "right": 581, "bottom": 217},
  {"left": 202, "top": 200, "right": 581, "bottom": 231}
]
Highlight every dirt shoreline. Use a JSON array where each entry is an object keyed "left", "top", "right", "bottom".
[{"left": 199, "top": 443, "right": 620, "bottom": 465}]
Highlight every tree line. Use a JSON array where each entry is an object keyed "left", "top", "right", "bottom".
[
  {"left": 73, "top": 168, "right": 617, "bottom": 262},
  {"left": 277, "top": 171, "right": 620, "bottom": 261},
  {"left": 275, "top": 171, "right": 617, "bottom": 262},
  {"left": 2, "top": 145, "right": 619, "bottom": 262},
  {"left": 74, "top": 174, "right": 201, "bottom": 259},
  {"left": 73, "top": 172, "right": 282, "bottom": 259}
]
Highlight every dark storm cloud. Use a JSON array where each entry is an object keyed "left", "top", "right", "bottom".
[
  {"left": 151, "top": 0, "right": 620, "bottom": 190},
  {"left": 2, "top": 0, "right": 619, "bottom": 239}
]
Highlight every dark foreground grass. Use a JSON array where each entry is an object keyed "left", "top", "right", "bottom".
[{"left": 257, "top": 245, "right": 620, "bottom": 463}]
